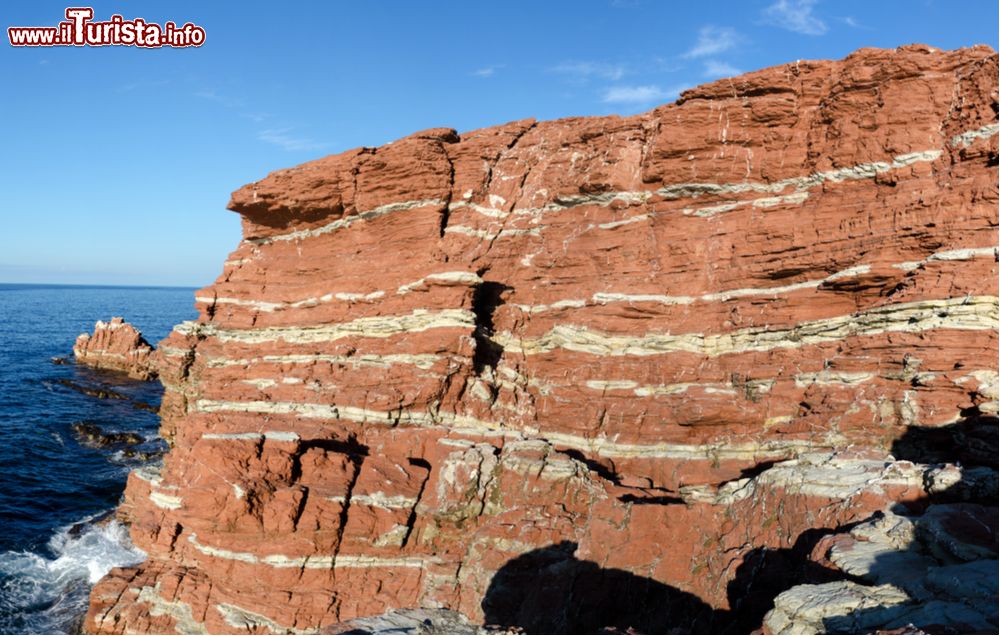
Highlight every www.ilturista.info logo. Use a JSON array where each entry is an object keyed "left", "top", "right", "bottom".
[{"left": 8, "top": 7, "right": 205, "bottom": 48}]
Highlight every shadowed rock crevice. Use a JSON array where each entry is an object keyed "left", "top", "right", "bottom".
[
  {"left": 891, "top": 414, "right": 998, "bottom": 470},
  {"left": 481, "top": 542, "right": 718, "bottom": 633},
  {"left": 401, "top": 457, "right": 431, "bottom": 548},
  {"left": 289, "top": 437, "right": 369, "bottom": 485},
  {"left": 758, "top": 454, "right": 998, "bottom": 633},
  {"left": 557, "top": 448, "right": 622, "bottom": 485},
  {"left": 764, "top": 502, "right": 999, "bottom": 634},
  {"left": 617, "top": 493, "right": 684, "bottom": 505},
  {"left": 439, "top": 142, "right": 457, "bottom": 238},
  {"left": 471, "top": 281, "right": 511, "bottom": 376},
  {"left": 723, "top": 524, "right": 867, "bottom": 633},
  {"left": 333, "top": 452, "right": 366, "bottom": 559}
]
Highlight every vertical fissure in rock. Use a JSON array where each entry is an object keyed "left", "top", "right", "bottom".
[
  {"left": 315, "top": 438, "right": 368, "bottom": 561},
  {"left": 332, "top": 457, "right": 362, "bottom": 561},
  {"left": 484, "top": 121, "right": 536, "bottom": 194},
  {"left": 400, "top": 458, "right": 431, "bottom": 548},
  {"left": 177, "top": 345, "right": 197, "bottom": 382},
  {"left": 439, "top": 142, "right": 457, "bottom": 238},
  {"left": 290, "top": 487, "right": 309, "bottom": 532},
  {"left": 471, "top": 281, "right": 510, "bottom": 376}
]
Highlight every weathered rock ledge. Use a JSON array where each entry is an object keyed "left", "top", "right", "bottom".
[
  {"left": 74, "top": 317, "right": 160, "bottom": 380},
  {"left": 763, "top": 486, "right": 998, "bottom": 633},
  {"left": 85, "top": 44, "right": 998, "bottom": 634}
]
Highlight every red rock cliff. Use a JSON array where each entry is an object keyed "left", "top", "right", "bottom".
[{"left": 86, "top": 45, "right": 998, "bottom": 634}]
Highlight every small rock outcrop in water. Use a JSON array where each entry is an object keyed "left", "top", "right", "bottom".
[
  {"left": 53, "top": 378, "right": 159, "bottom": 412},
  {"left": 73, "top": 317, "right": 159, "bottom": 380},
  {"left": 71, "top": 421, "right": 144, "bottom": 448},
  {"left": 71, "top": 421, "right": 163, "bottom": 462},
  {"left": 85, "top": 45, "right": 998, "bottom": 634}
]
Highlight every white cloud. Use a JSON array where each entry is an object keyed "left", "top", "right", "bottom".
[
  {"left": 763, "top": 0, "right": 827, "bottom": 35},
  {"left": 550, "top": 61, "right": 627, "bottom": 81},
  {"left": 257, "top": 128, "right": 327, "bottom": 152},
  {"left": 196, "top": 89, "right": 272, "bottom": 125},
  {"left": 651, "top": 56, "right": 684, "bottom": 73},
  {"left": 841, "top": 16, "right": 870, "bottom": 30},
  {"left": 194, "top": 89, "right": 244, "bottom": 109},
  {"left": 117, "top": 79, "right": 169, "bottom": 93},
  {"left": 703, "top": 60, "right": 742, "bottom": 78},
  {"left": 241, "top": 111, "right": 268, "bottom": 124},
  {"left": 472, "top": 65, "right": 505, "bottom": 78},
  {"left": 683, "top": 26, "right": 739, "bottom": 59},
  {"left": 602, "top": 84, "right": 679, "bottom": 105}
]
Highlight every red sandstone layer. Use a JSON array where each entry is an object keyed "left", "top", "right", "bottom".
[
  {"left": 74, "top": 317, "right": 159, "bottom": 381},
  {"left": 86, "top": 45, "right": 998, "bottom": 634}
]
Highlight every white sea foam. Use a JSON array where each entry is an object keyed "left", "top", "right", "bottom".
[{"left": 0, "top": 515, "right": 145, "bottom": 634}]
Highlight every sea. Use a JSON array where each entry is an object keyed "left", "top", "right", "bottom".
[{"left": 0, "top": 284, "right": 197, "bottom": 634}]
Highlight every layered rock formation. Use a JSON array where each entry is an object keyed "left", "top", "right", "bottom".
[
  {"left": 86, "top": 45, "right": 998, "bottom": 634},
  {"left": 74, "top": 317, "right": 159, "bottom": 380}
]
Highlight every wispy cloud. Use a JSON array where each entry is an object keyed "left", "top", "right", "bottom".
[
  {"left": 703, "top": 60, "right": 742, "bottom": 78},
  {"left": 257, "top": 128, "right": 328, "bottom": 152},
  {"left": 683, "top": 26, "right": 740, "bottom": 59},
  {"left": 118, "top": 79, "right": 169, "bottom": 93},
  {"left": 550, "top": 61, "right": 628, "bottom": 82},
  {"left": 840, "top": 15, "right": 871, "bottom": 30},
  {"left": 197, "top": 89, "right": 272, "bottom": 125},
  {"left": 651, "top": 56, "right": 684, "bottom": 73},
  {"left": 602, "top": 84, "right": 680, "bottom": 105},
  {"left": 471, "top": 65, "right": 502, "bottom": 78},
  {"left": 194, "top": 89, "right": 244, "bottom": 109},
  {"left": 763, "top": 0, "right": 827, "bottom": 35},
  {"left": 195, "top": 88, "right": 325, "bottom": 153}
]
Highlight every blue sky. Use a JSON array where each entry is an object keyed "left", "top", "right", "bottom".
[{"left": 2, "top": 1, "right": 997, "bottom": 287}]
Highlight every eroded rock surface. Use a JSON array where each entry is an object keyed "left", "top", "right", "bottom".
[
  {"left": 74, "top": 317, "right": 159, "bottom": 380},
  {"left": 764, "top": 504, "right": 998, "bottom": 634},
  {"left": 323, "top": 608, "right": 492, "bottom": 634},
  {"left": 86, "top": 45, "right": 998, "bottom": 634}
]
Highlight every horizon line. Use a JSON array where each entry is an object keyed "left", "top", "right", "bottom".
[{"left": 0, "top": 281, "right": 201, "bottom": 290}]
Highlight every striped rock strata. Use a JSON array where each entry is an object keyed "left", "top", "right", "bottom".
[
  {"left": 74, "top": 317, "right": 159, "bottom": 381},
  {"left": 86, "top": 45, "right": 998, "bottom": 634}
]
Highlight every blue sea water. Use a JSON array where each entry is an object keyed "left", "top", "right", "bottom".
[{"left": 0, "top": 284, "right": 197, "bottom": 634}]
